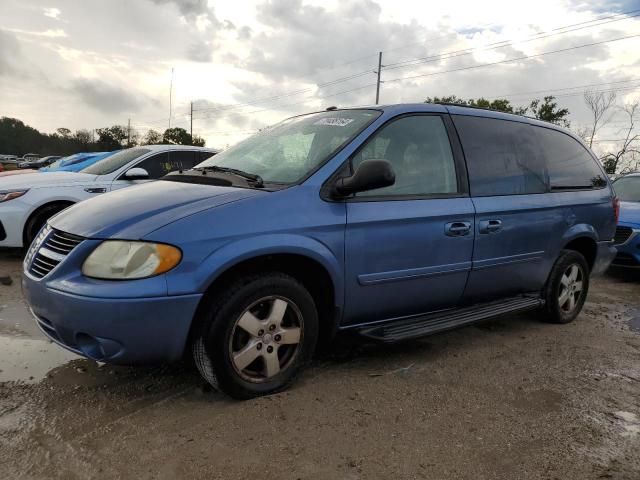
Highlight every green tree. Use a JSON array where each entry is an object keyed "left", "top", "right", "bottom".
[
  {"left": 0, "top": 117, "right": 104, "bottom": 155},
  {"left": 74, "top": 129, "right": 92, "bottom": 148},
  {"left": 142, "top": 129, "right": 163, "bottom": 145},
  {"left": 528, "top": 96, "right": 570, "bottom": 127},
  {"left": 162, "top": 127, "right": 192, "bottom": 145},
  {"left": 56, "top": 127, "right": 72, "bottom": 138},
  {"left": 191, "top": 134, "right": 206, "bottom": 147},
  {"left": 96, "top": 125, "right": 128, "bottom": 150}
]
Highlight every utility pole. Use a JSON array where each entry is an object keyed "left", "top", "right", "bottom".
[
  {"left": 190, "top": 101, "right": 193, "bottom": 144},
  {"left": 375, "top": 51, "right": 383, "bottom": 105},
  {"left": 127, "top": 118, "right": 131, "bottom": 147},
  {"left": 169, "top": 67, "right": 174, "bottom": 129}
]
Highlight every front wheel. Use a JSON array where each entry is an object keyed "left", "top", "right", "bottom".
[
  {"left": 192, "top": 273, "right": 318, "bottom": 399},
  {"left": 541, "top": 250, "right": 590, "bottom": 324}
]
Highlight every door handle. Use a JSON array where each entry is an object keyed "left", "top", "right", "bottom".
[
  {"left": 445, "top": 221, "right": 471, "bottom": 237},
  {"left": 479, "top": 219, "right": 502, "bottom": 234}
]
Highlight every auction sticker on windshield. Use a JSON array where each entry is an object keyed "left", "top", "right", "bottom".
[{"left": 314, "top": 118, "right": 354, "bottom": 126}]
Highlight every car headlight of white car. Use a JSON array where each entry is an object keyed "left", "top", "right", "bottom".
[
  {"left": 82, "top": 241, "right": 182, "bottom": 280},
  {"left": 0, "top": 189, "right": 29, "bottom": 203}
]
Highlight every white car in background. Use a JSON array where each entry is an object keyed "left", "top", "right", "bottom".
[{"left": 0, "top": 145, "right": 218, "bottom": 248}]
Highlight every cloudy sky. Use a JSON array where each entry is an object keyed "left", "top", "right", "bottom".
[{"left": 1, "top": 0, "right": 639, "bottom": 150}]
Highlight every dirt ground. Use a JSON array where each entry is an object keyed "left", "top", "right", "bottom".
[{"left": 0, "top": 250, "right": 639, "bottom": 480}]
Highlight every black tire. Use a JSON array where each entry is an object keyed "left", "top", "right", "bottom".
[
  {"left": 24, "top": 203, "right": 72, "bottom": 247},
  {"left": 541, "top": 250, "right": 590, "bottom": 324},
  {"left": 192, "top": 272, "right": 319, "bottom": 399}
]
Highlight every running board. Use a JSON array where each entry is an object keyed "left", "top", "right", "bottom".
[{"left": 358, "top": 296, "right": 544, "bottom": 343}]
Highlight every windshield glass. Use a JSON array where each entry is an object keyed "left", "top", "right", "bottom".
[
  {"left": 614, "top": 175, "right": 640, "bottom": 202},
  {"left": 82, "top": 148, "right": 151, "bottom": 175},
  {"left": 196, "top": 109, "right": 380, "bottom": 183},
  {"left": 47, "top": 154, "right": 76, "bottom": 169}
]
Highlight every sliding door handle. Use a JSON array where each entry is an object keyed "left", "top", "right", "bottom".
[
  {"left": 445, "top": 221, "right": 471, "bottom": 236},
  {"left": 479, "top": 219, "right": 502, "bottom": 234}
]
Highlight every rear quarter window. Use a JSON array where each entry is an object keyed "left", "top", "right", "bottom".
[
  {"left": 452, "top": 115, "right": 548, "bottom": 196},
  {"left": 534, "top": 126, "right": 607, "bottom": 190}
]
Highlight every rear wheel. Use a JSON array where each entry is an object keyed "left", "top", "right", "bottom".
[
  {"left": 541, "top": 250, "right": 590, "bottom": 324},
  {"left": 192, "top": 273, "right": 318, "bottom": 399}
]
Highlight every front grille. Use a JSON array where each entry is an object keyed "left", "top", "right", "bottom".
[
  {"left": 25, "top": 225, "right": 84, "bottom": 279},
  {"left": 43, "top": 229, "right": 84, "bottom": 255},
  {"left": 613, "top": 226, "right": 633, "bottom": 245},
  {"left": 29, "top": 253, "right": 61, "bottom": 278}
]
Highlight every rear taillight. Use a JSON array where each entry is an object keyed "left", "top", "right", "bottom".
[{"left": 613, "top": 196, "right": 620, "bottom": 224}]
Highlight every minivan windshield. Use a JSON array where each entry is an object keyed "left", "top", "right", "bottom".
[
  {"left": 614, "top": 175, "right": 640, "bottom": 202},
  {"left": 82, "top": 148, "right": 150, "bottom": 175},
  {"left": 196, "top": 110, "right": 381, "bottom": 183}
]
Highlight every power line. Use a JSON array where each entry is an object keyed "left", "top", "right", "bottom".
[
  {"left": 191, "top": 70, "right": 373, "bottom": 114},
  {"left": 383, "top": 33, "right": 640, "bottom": 85},
  {"left": 193, "top": 82, "right": 376, "bottom": 122},
  {"left": 187, "top": 10, "right": 640, "bottom": 120},
  {"left": 382, "top": 8, "right": 640, "bottom": 63},
  {"left": 131, "top": 8, "right": 640, "bottom": 129},
  {"left": 132, "top": 10, "right": 640, "bottom": 134},
  {"left": 489, "top": 78, "right": 640, "bottom": 99},
  {"left": 382, "top": 10, "right": 640, "bottom": 72}
]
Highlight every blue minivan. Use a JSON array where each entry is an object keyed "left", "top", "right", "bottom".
[{"left": 23, "top": 104, "right": 618, "bottom": 398}]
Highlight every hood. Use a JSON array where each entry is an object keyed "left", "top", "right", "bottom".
[
  {"left": 50, "top": 180, "right": 265, "bottom": 239},
  {"left": 0, "top": 171, "right": 97, "bottom": 189},
  {"left": 619, "top": 201, "right": 640, "bottom": 228},
  {"left": 0, "top": 169, "right": 37, "bottom": 177}
]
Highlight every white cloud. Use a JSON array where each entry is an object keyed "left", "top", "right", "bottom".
[
  {"left": 5, "top": 27, "right": 67, "bottom": 38},
  {"left": 43, "top": 7, "right": 61, "bottom": 19},
  {"left": 0, "top": 0, "right": 639, "bottom": 150}
]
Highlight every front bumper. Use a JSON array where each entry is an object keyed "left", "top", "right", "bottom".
[
  {"left": 611, "top": 228, "right": 640, "bottom": 268},
  {"left": 0, "top": 199, "right": 31, "bottom": 247},
  {"left": 23, "top": 275, "right": 203, "bottom": 364}
]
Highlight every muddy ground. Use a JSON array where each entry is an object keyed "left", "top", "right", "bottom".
[{"left": 0, "top": 250, "right": 639, "bottom": 480}]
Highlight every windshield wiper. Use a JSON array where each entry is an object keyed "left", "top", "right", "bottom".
[{"left": 196, "top": 166, "right": 264, "bottom": 187}]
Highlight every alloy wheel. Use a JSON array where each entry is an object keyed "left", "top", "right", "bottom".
[
  {"left": 558, "top": 263, "right": 584, "bottom": 313},
  {"left": 228, "top": 296, "right": 303, "bottom": 383}
]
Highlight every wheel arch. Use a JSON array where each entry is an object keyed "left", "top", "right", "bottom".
[
  {"left": 187, "top": 235, "right": 344, "bottom": 348},
  {"left": 560, "top": 225, "right": 599, "bottom": 272},
  {"left": 23, "top": 200, "right": 76, "bottom": 245}
]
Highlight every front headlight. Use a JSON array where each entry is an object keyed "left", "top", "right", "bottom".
[
  {"left": 0, "top": 189, "right": 29, "bottom": 203},
  {"left": 82, "top": 241, "right": 182, "bottom": 280}
]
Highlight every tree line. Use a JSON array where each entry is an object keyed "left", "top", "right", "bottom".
[{"left": 0, "top": 118, "right": 205, "bottom": 156}]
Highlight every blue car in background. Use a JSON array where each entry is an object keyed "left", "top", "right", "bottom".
[
  {"left": 22, "top": 104, "right": 618, "bottom": 399},
  {"left": 55, "top": 151, "right": 115, "bottom": 172},
  {"left": 40, "top": 151, "right": 113, "bottom": 172},
  {"left": 611, "top": 173, "right": 640, "bottom": 268}
]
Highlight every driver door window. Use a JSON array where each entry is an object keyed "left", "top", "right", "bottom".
[{"left": 352, "top": 115, "right": 458, "bottom": 197}]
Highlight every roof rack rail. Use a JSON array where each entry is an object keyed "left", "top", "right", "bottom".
[{"left": 433, "top": 102, "right": 549, "bottom": 124}]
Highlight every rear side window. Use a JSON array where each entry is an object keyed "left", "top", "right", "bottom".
[
  {"left": 534, "top": 127, "right": 607, "bottom": 190},
  {"left": 352, "top": 115, "right": 458, "bottom": 197},
  {"left": 452, "top": 115, "right": 548, "bottom": 196}
]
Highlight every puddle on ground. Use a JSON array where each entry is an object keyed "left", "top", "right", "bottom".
[
  {"left": 0, "top": 299, "right": 80, "bottom": 383},
  {"left": 627, "top": 314, "right": 640, "bottom": 333},
  {"left": 0, "top": 334, "right": 80, "bottom": 383}
]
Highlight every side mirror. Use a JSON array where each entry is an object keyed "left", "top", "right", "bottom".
[
  {"left": 333, "top": 159, "right": 395, "bottom": 197},
  {"left": 124, "top": 167, "right": 149, "bottom": 180}
]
